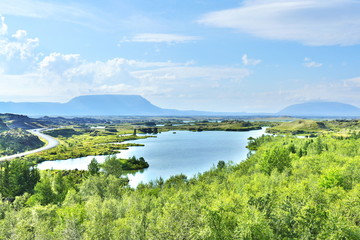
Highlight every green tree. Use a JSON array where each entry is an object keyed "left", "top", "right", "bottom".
[
  {"left": 217, "top": 160, "right": 226, "bottom": 170},
  {"left": 260, "top": 147, "right": 291, "bottom": 175},
  {"left": 88, "top": 158, "right": 100, "bottom": 175},
  {"left": 101, "top": 155, "right": 123, "bottom": 177},
  {"left": 27, "top": 172, "right": 55, "bottom": 205},
  {"left": 0, "top": 159, "right": 40, "bottom": 198}
]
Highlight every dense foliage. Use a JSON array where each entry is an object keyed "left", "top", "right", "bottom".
[
  {"left": 0, "top": 158, "right": 39, "bottom": 199},
  {"left": 101, "top": 156, "right": 149, "bottom": 176},
  {"left": 0, "top": 127, "right": 359, "bottom": 239},
  {"left": 0, "top": 118, "right": 359, "bottom": 239}
]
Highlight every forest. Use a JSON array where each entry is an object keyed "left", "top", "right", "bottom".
[{"left": 0, "top": 119, "right": 359, "bottom": 239}]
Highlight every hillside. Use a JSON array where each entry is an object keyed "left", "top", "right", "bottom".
[
  {"left": 267, "top": 119, "right": 328, "bottom": 134},
  {"left": 0, "top": 113, "right": 44, "bottom": 129},
  {"left": 0, "top": 119, "right": 9, "bottom": 132},
  {"left": 278, "top": 101, "right": 360, "bottom": 117},
  {"left": 0, "top": 128, "right": 45, "bottom": 157}
]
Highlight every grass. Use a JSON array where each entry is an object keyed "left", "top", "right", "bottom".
[
  {"left": 159, "top": 120, "right": 264, "bottom": 132},
  {"left": 266, "top": 119, "right": 329, "bottom": 135},
  {"left": 27, "top": 127, "right": 151, "bottom": 162}
]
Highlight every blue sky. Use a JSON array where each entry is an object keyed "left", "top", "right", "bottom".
[{"left": 1, "top": 0, "right": 360, "bottom": 112}]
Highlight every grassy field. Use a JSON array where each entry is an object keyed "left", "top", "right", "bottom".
[
  {"left": 266, "top": 119, "right": 329, "bottom": 135},
  {"left": 158, "top": 120, "right": 266, "bottom": 132},
  {"left": 27, "top": 127, "right": 150, "bottom": 162}
]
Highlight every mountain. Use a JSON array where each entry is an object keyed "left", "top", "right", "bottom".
[
  {"left": 65, "top": 95, "right": 166, "bottom": 115},
  {"left": 0, "top": 95, "right": 165, "bottom": 116},
  {"left": 0, "top": 95, "right": 214, "bottom": 116},
  {"left": 278, "top": 101, "right": 360, "bottom": 117},
  {"left": 4, "top": 95, "right": 358, "bottom": 117}
]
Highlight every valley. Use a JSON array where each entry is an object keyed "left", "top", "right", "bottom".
[{"left": 0, "top": 112, "right": 359, "bottom": 238}]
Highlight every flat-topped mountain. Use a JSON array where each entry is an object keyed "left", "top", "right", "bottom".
[
  {"left": 278, "top": 101, "right": 360, "bottom": 117},
  {"left": 66, "top": 95, "right": 165, "bottom": 115},
  {"left": 0, "top": 95, "right": 169, "bottom": 116}
]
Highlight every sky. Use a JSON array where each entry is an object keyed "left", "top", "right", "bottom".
[{"left": 1, "top": 0, "right": 360, "bottom": 113}]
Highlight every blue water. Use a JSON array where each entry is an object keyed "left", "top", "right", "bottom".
[{"left": 37, "top": 128, "right": 266, "bottom": 187}]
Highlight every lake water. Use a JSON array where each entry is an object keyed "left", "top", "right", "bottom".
[{"left": 37, "top": 128, "right": 266, "bottom": 187}]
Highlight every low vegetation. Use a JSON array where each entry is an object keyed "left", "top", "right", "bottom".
[
  {"left": 160, "top": 120, "right": 264, "bottom": 132},
  {"left": 266, "top": 119, "right": 329, "bottom": 135},
  {"left": 27, "top": 128, "right": 149, "bottom": 162}
]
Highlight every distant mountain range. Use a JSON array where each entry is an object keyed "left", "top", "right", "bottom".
[
  {"left": 0, "top": 95, "right": 359, "bottom": 117},
  {"left": 278, "top": 101, "right": 360, "bottom": 117},
  {"left": 0, "top": 95, "right": 211, "bottom": 116}
]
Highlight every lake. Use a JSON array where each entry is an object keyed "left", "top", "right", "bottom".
[{"left": 37, "top": 128, "right": 267, "bottom": 187}]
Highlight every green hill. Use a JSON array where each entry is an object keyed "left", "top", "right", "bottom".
[
  {"left": 0, "top": 129, "right": 44, "bottom": 157},
  {"left": 267, "top": 119, "right": 328, "bottom": 134},
  {"left": 0, "top": 113, "right": 44, "bottom": 129}
]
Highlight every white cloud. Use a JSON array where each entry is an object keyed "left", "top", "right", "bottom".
[
  {"left": 199, "top": 0, "right": 360, "bottom": 46},
  {"left": 0, "top": 0, "right": 95, "bottom": 20},
  {"left": 12, "top": 30, "right": 27, "bottom": 40},
  {"left": 133, "top": 66, "right": 249, "bottom": 83},
  {"left": 242, "top": 54, "right": 262, "bottom": 66},
  {"left": 343, "top": 76, "right": 360, "bottom": 87},
  {"left": 39, "top": 52, "right": 82, "bottom": 75},
  {"left": 0, "top": 17, "right": 39, "bottom": 62},
  {"left": 0, "top": 49, "right": 252, "bottom": 104},
  {"left": 0, "top": 0, "right": 103, "bottom": 31},
  {"left": 303, "top": 57, "right": 322, "bottom": 68},
  {"left": 0, "top": 16, "right": 8, "bottom": 35},
  {"left": 0, "top": 36, "right": 39, "bottom": 60},
  {"left": 123, "top": 33, "right": 201, "bottom": 43},
  {"left": 0, "top": 16, "right": 253, "bottom": 110}
]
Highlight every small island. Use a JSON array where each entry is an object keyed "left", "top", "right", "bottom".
[{"left": 88, "top": 155, "right": 149, "bottom": 177}]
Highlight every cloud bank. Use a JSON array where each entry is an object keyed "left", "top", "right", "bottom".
[
  {"left": 123, "top": 33, "right": 201, "bottom": 44},
  {"left": 199, "top": 0, "right": 360, "bottom": 46}
]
